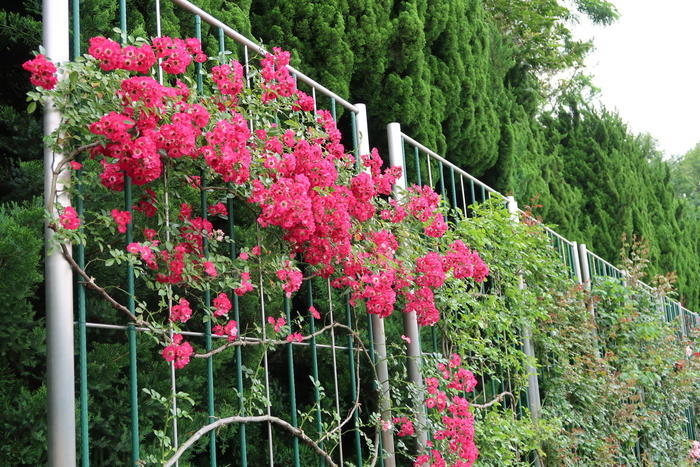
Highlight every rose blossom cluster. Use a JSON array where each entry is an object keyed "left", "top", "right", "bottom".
[
  {"left": 161, "top": 334, "right": 194, "bottom": 370},
  {"left": 213, "top": 320, "right": 238, "bottom": 342},
  {"left": 415, "top": 354, "right": 479, "bottom": 467},
  {"left": 88, "top": 36, "right": 204, "bottom": 74},
  {"left": 28, "top": 38, "right": 490, "bottom": 374},
  {"left": 22, "top": 54, "right": 58, "bottom": 90},
  {"left": 59, "top": 206, "right": 80, "bottom": 230},
  {"left": 260, "top": 47, "right": 296, "bottom": 102},
  {"left": 690, "top": 440, "right": 700, "bottom": 464}
]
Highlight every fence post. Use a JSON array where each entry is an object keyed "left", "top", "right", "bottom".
[
  {"left": 357, "top": 105, "right": 396, "bottom": 464},
  {"left": 578, "top": 243, "right": 598, "bottom": 320},
  {"left": 571, "top": 241, "right": 583, "bottom": 285},
  {"left": 387, "top": 122, "right": 429, "bottom": 450},
  {"left": 43, "top": 1, "right": 76, "bottom": 465},
  {"left": 577, "top": 243, "right": 591, "bottom": 290},
  {"left": 506, "top": 197, "right": 541, "bottom": 423}
]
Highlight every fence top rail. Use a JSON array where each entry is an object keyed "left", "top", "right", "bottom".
[
  {"left": 399, "top": 132, "right": 506, "bottom": 200},
  {"left": 587, "top": 249, "right": 622, "bottom": 274},
  {"left": 169, "top": 0, "right": 359, "bottom": 113},
  {"left": 682, "top": 306, "right": 700, "bottom": 322},
  {"left": 535, "top": 219, "right": 576, "bottom": 247}
]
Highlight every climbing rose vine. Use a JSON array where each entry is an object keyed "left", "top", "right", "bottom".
[{"left": 27, "top": 34, "right": 489, "bottom": 465}]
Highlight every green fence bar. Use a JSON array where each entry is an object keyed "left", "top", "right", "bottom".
[
  {"left": 119, "top": 0, "right": 127, "bottom": 41},
  {"left": 345, "top": 300, "right": 363, "bottom": 466},
  {"left": 71, "top": 2, "right": 89, "bottom": 464},
  {"left": 307, "top": 282, "right": 325, "bottom": 466},
  {"left": 226, "top": 197, "right": 248, "bottom": 465},
  {"left": 438, "top": 163, "right": 446, "bottom": 199},
  {"left": 284, "top": 296, "right": 301, "bottom": 466},
  {"left": 449, "top": 166, "right": 457, "bottom": 210},
  {"left": 414, "top": 146, "right": 422, "bottom": 186},
  {"left": 469, "top": 179, "right": 475, "bottom": 207},
  {"left": 116, "top": 4, "right": 141, "bottom": 464},
  {"left": 77, "top": 162, "right": 89, "bottom": 467},
  {"left": 351, "top": 111, "right": 359, "bottom": 171},
  {"left": 125, "top": 176, "right": 140, "bottom": 465},
  {"left": 199, "top": 173, "right": 217, "bottom": 466}
]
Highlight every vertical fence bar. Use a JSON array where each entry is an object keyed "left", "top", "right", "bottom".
[
  {"left": 115, "top": 4, "right": 141, "bottom": 465},
  {"left": 227, "top": 198, "right": 248, "bottom": 465},
  {"left": 449, "top": 166, "right": 457, "bottom": 209},
  {"left": 43, "top": 3, "right": 74, "bottom": 465},
  {"left": 199, "top": 175, "right": 217, "bottom": 467},
  {"left": 507, "top": 197, "right": 541, "bottom": 423},
  {"left": 356, "top": 105, "right": 395, "bottom": 464},
  {"left": 71, "top": 2, "right": 89, "bottom": 464},
  {"left": 387, "top": 122, "right": 428, "bottom": 450},
  {"left": 438, "top": 163, "right": 446, "bottom": 199},
  {"left": 77, "top": 171, "right": 89, "bottom": 467},
  {"left": 284, "top": 296, "right": 301, "bottom": 466},
  {"left": 125, "top": 178, "right": 140, "bottom": 466},
  {"left": 307, "top": 282, "right": 325, "bottom": 466},
  {"left": 414, "top": 146, "right": 422, "bottom": 186},
  {"left": 257, "top": 266, "right": 275, "bottom": 467},
  {"left": 571, "top": 242, "right": 583, "bottom": 285},
  {"left": 345, "top": 300, "right": 363, "bottom": 466},
  {"left": 211, "top": 22, "right": 248, "bottom": 465},
  {"left": 326, "top": 281, "right": 345, "bottom": 466}
]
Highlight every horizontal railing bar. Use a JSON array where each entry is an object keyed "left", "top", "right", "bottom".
[
  {"left": 79, "top": 322, "right": 354, "bottom": 350},
  {"left": 587, "top": 250, "right": 622, "bottom": 276},
  {"left": 400, "top": 132, "right": 505, "bottom": 199},
  {"left": 514, "top": 209, "right": 576, "bottom": 247},
  {"left": 169, "top": 0, "right": 358, "bottom": 113},
  {"left": 542, "top": 224, "right": 574, "bottom": 247}
]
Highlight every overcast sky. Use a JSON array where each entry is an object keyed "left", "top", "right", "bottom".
[{"left": 574, "top": 0, "right": 700, "bottom": 158}]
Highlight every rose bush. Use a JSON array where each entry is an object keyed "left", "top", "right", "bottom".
[{"left": 27, "top": 34, "right": 489, "bottom": 465}]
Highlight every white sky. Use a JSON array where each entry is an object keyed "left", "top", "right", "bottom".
[{"left": 574, "top": 0, "right": 700, "bottom": 157}]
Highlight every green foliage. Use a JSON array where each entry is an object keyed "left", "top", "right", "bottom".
[
  {"left": 431, "top": 200, "right": 699, "bottom": 465},
  {"left": 671, "top": 142, "right": 700, "bottom": 209},
  {"left": 527, "top": 103, "right": 700, "bottom": 309},
  {"left": 2, "top": 0, "right": 699, "bottom": 464},
  {"left": 0, "top": 198, "right": 46, "bottom": 464},
  {"left": 484, "top": 0, "right": 618, "bottom": 75},
  {"left": 432, "top": 200, "right": 571, "bottom": 464}
]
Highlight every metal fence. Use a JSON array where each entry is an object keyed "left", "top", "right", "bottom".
[
  {"left": 386, "top": 121, "right": 700, "bottom": 460},
  {"left": 42, "top": 1, "right": 698, "bottom": 465}
]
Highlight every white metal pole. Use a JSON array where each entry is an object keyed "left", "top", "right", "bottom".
[
  {"left": 387, "top": 122, "right": 428, "bottom": 449},
  {"left": 507, "top": 197, "right": 541, "bottom": 421},
  {"left": 578, "top": 243, "right": 591, "bottom": 290},
  {"left": 387, "top": 122, "right": 407, "bottom": 193},
  {"left": 571, "top": 241, "right": 583, "bottom": 285},
  {"left": 357, "top": 105, "right": 396, "bottom": 465},
  {"left": 43, "top": 0, "right": 75, "bottom": 465},
  {"left": 578, "top": 243, "right": 598, "bottom": 320}
]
